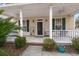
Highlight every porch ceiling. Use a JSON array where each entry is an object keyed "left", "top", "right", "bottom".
[{"left": 1, "top": 3, "right": 79, "bottom": 17}]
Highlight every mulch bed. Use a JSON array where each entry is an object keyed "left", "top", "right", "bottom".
[
  {"left": 64, "top": 45, "right": 77, "bottom": 54},
  {"left": 42, "top": 47, "right": 57, "bottom": 52},
  {"left": 42, "top": 45, "right": 77, "bottom": 54},
  {"left": 1, "top": 43, "right": 78, "bottom": 55},
  {"left": 2, "top": 43, "right": 28, "bottom": 56}
]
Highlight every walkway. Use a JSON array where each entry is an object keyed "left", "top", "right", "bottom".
[{"left": 21, "top": 45, "right": 79, "bottom": 56}]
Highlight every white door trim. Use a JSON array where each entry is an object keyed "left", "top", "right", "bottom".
[{"left": 36, "top": 18, "right": 44, "bottom": 36}]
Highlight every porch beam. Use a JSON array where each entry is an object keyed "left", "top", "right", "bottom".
[
  {"left": 19, "top": 9, "right": 23, "bottom": 37},
  {"left": 49, "top": 5, "right": 53, "bottom": 39}
]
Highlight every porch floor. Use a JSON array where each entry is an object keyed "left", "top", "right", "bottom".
[
  {"left": 26, "top": 36, "right": 72, "bottom": 44},
  {"left": 7, "top": 36, "right": 72, "bottom": 44}
]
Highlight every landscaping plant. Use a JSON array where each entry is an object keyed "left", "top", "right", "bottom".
[
  {"left": 72, "top": 37, "right": 79, "bottom": 53},
  {"left": 0, "top": 9, "right": 18, "bottom": 47},
  {"left": 0, "top": 36, "right": 6, "bottom": 47},
  {"left": 15, "top": 36, "right": 26, "bottom": 48},
  {"left": 43, "top": 38, "right": 56, "bottom": 51}
]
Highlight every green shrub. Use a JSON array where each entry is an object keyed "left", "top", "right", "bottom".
[
  {"left": 0, "top": 9, "right": 18, "bottom": 47},
  {"left": 72, "top": 37, "right": 79, "bottom": 50},
  {"left": 43, "top": 38, "right": 56, "bottom": 51},
  {"left": 15, "top": 36, "right": 26, "bottom": 48},
  {"left": 0, "top": 36, "right": 6, "bottom": 47}
]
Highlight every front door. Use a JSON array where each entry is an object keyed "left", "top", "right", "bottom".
[{"left": 37, "top": 22, "right": 43, "bottom": 35}]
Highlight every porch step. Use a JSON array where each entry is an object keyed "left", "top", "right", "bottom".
[
  {"left": 6, "top": 31, "right": 18, "bottom": 42},
  {"left": 6, "top": 36, "right": 16, "bottom": 42},
  {"left": 6, "top": 36, "right": 72, "bottom": 45},
  {"left": 27, "top": 42, "right": 43, "bottom": 45},
  {"left": 54, "top": 37, "right": 72, "bottom": 45},
  {"left": 26, "top": 41, "right": 72, "bottom": 46},
  {"left": 26, "top": 36, "right": 72, "bottom": 45}
]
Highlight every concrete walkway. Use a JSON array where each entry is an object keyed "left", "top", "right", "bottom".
[{"left": 21, "top": 45, "right": 79, "bottom": 56}]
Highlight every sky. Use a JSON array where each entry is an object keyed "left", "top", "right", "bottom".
[{"left": 74, "top": 13, "right": 79, "bottom": 20}]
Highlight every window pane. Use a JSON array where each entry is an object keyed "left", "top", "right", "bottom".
[
  {"left": 27, "top": 20, "right": 29, "bottom": 32},
  {"left": 52, "top": 18, "right": 55, "bottom": 30},
  {"left": 55, "top": 18, "right": 62, "bottom": 30},
  {"left": 62, "top": 18, "right": 66, "bottom": 30},
  {"left": 23, "top": 20, "right": 27, "bottom": 31},
  {"left": 53, "top": 18, "right": 63, "bottom": 30},
  {"left": 18, "top": 20, "right": 20, "bottom": 26},
  {"left": 19, "top": 20, "right": 29, "bottom": 32}
]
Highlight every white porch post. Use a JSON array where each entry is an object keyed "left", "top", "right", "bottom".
[
  {"left": 74, "top": 16, "right": 75, "bottom": 30},
  {"left": 19, "top": 9, "right": 23, "bottom": 37},
  {"left": 49, "top": 5, "right": 53, "bottom": 39}
]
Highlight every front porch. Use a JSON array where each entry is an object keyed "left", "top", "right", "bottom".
[
  {"left": 6, "top": 30, "right": 79, "bottom": 44},
  {"left": 1, "top": 3, "right": 79, "bottom": 44}
]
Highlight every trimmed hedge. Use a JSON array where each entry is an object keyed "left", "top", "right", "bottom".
[
  {"left": 15, "top": 36, "right": 26, "bottom": 48},
  {"left": 72, "top": 37, "right": 79, "bottom": 50},
  {"left": 43, "top": 38, "right": 56, "bottom": 51}
]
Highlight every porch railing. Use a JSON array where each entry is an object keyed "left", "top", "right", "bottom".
[{"left": 52, "top": 30, "right": 79, "bottom": 39}]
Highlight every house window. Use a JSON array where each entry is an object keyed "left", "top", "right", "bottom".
[
  {"left": 52, "top": 18, "right": 66, "bottom": 30},
  {"left": 27, "top": 20, "right": 29, "bottom": 32},
  {"left": 23, "top": 20, "right": 27, "bottom": 31},
  {"left": 55, "top": 18, "right": 62, "bottom": 30},
  {"left": 18, "top": 20, "right": 29, "bottom": 32},
  {"left": 18, "top": 20, "right": 20, "bottom": 27}
]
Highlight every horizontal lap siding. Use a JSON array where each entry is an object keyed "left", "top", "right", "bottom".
[{"left": 66, "top": 16, "right": 74, "bottom": 30}]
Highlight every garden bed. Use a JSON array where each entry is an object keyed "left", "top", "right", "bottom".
[
  {"left": 64, "top": 45, "right": 76, "bottom": 54},
  {"left": 42, "top": 45, "right": 77, "bottom": 54},
  {"left": 42, "top": 48, "right": 57, "bottom": 52},
  {"left": 0, "top": 43, "right": 28, "bottom": 56}
]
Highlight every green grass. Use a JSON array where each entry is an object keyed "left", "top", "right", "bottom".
[{"left": 0, "top": 48, "right": 11, "bottom": 56}]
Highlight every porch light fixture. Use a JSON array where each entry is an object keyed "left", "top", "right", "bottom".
[
  {"left": 45, "top": 19, "right": 48, "bottom": 22},
  {"left": 33, "top": 20, "right": 34, "bottom": 22}
]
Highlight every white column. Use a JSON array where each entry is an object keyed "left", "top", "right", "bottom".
[
  {"left": 19, "top": 9, "right": 23, "bottom": 37},
  {"left": 74, "top": 16, "right": 75, "bottom": 30},
  {"left": 49, "top": 5, "right": 53, "bottom": 39}
]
